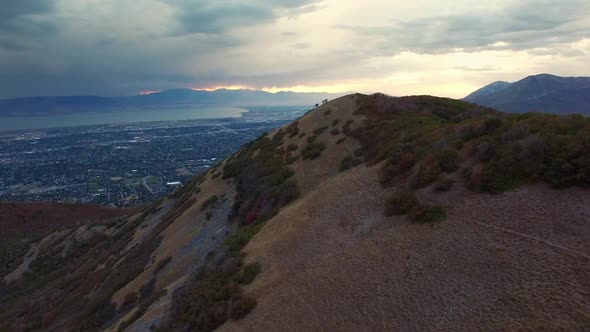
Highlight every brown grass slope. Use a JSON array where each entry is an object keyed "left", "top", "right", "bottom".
[
  {"left": 220, "top": 94, "right": 590, "bottom": 331},
  {"left": 2, "top": 93, "right": 590, "bottom": 331},
  {"left": 221, "top": 168, "right": 590, "bottom": 331}
]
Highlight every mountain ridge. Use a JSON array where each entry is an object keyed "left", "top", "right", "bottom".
[
  {"left": 463, "top": 80, "right": 511, "bottom": 101},
  {"left": 0, "top": 89, "right": 344, "bottom": 116},
  {"left": 463, "top": 74, "right": 590, "bottom": 114}
]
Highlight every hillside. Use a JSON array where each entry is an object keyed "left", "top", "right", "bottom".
[
  {"left": 463, "top": 81, "right": 511, "bottom": 100},
  {"left": 464, "top": 74, "right": 590, "bottom": 115},
  {"left": 0, "top": 201, "right": 132, "bottom": 241},
  {"left": 1, "top": 94, "right": 590, "bottom": 331}
]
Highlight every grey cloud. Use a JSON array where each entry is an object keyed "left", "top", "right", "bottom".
[
  {"left": 336, "top": 0, "right": 590, "bottom": 55},
  {"left": 0, "top": 0, "right": 323, "bottom": 98},
  {"left": 0, "top": 39, "right": 28, "bottom": 51},
  {"left": 0, "top": 0, "right": 54, "bottom": 23},
  {"left": 0, "top": 0, "right": 58, "bottom": 48},
  {"left": 173, "top": 4, "right": 274, "bottom": 34},
  {"left": 165, "top": 0, "right": 319, "bottom": 35}
]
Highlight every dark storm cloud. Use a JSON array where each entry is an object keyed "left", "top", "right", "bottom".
[
  {"left": 0, "top": 39, "right": 28, "bottom": 51},
  {"left": 0, "top": 0, "right": 58, "bottom": 52},
  {"left": 173, "top": 4, "right": 274, "bottom": 34},
  {"left": 0, "top": 0, "right": 54, "bottom": 23},
  {"left": 0, "top": 0, "right": 321, "bottom": 98},
  {"left": 165, "top": 0, "right": 318, "bottom": 35},
  {"left": 0, "top": 0, "right": 56, "bottom": 34},
  {"left": 335, "top": 0, "right": 590, "bottom": 54}
]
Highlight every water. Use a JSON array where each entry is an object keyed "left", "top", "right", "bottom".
[{"left": 0, "top": 107, "right": 247, "bottom": 132}]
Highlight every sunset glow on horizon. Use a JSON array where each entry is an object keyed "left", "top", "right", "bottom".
[{"left": 137, "top": 90, "right": 161, "bottom": 95}]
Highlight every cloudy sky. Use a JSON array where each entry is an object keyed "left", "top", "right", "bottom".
[{"left": 1, "top": 0, "right": 589, "bottom": 98}]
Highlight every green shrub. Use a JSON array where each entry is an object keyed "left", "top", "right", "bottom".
[
  {"left": 286, "top": 121, "right": 300, "bottom": 138},
  {"left": 285, "top": 154, "right": 299, "bottom": 164},
  {"left": 433, "top": 174, "right": 454, "bottom": 192},
  {"left": 286, "top": 144, "right": 298, "bottom": 152},
  {"left": 201, "top": 195, "right": 219, "bottom": 211},
  {"left": 301, "top": 141, "right": 326, "bottom": 160},
  {"left": 332, "top": 119, "right": 340, "bottom": 126},
  {"left": 340, "top": 155, "right": 363, "bottom": 171},
  {"left": 229, "top": 295, "right": 257, "bottom": 320},
  {"left": 223, "top": 134, "right": 299, "bottom": 224},
  {"left": 336, "top": 137, "right": 346, "bottom": 144},
  {"left": 272, "top": 129, "right": 286, "bottom": 144},
  {"left": 384, "top": 191, "right": 418, "bottom": 216},
  {"left": 170, "top": 271, "right": 244, "bottom": 330},
  {"left": 234, "top": 262, "right": 261, "bottom": 285},
  {"left": 342, "top": 120, "right": 354, "bottom": 134},
  {"left": 225, "top": 222, "right": 266, "bottom": 254},
  {"left": 412, "top": 155, "right": 441, "bottom": 188},
  {"left": 330, "top": 128, "right": 341, "bottom": 135},
  {"left": 313, "top": 126, "right": 329, "bottom": 135},
  {"left": 437, "top": 149, "right": 460, "bottom": 172},
  {"left": 409, "top": 206, "right": 447, "bottom": 224},
  {"left": 483, "top": 117, "right": 503, "bottom": 133}
]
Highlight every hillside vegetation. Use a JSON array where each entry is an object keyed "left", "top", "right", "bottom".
[
  {"left": 1, "top": 93, "right": 589, "bottom": 331},
  {"left": 349, "top": 93, "right": 590, "bottom": 221}
]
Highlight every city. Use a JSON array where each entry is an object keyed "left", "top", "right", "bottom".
[{"left": 0, "top": 107, "right": 305, "bottom": 207}]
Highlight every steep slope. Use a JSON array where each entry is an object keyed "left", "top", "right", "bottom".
[
  {"left": 464, "top": 74, "right": 590, "bottom": 114},
  {"left": 2, "top": 93, "right": 590, "bottom": 331},
  {"left": 221, "top": 168, "right": 590, "bottom": 331},
  {"left": 463, "top": 81, "right": 511, "bottom": 101},
  {"left": 0, "top": 201, "right": 131, "bottom": 240},
  {"left": 220, "top": 94, "right": 590, "bottom": 331}
]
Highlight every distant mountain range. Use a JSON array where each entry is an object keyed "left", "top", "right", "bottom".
[
  {"left": 0, "top": 89, "right": 344, "bottom": 116},
  {"left": 464, "top": 74, "right": 590, "bottom": 115}
]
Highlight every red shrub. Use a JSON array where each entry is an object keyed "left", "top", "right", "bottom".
[
  {"left": 42, "top": 312, "right": 56, "bottom": 328},
  {"left": 122, "top": 291, "right": 138, "bottom": 308},
  {"left": 245, "top": 211, "right": 258, "bottom": 225},
  {"left": 399, "top": 152, "right": 416, "bottom": 171}
]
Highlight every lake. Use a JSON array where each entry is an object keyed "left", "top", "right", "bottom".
[{"left": 0, "top": 107, "right": 248, "bottom": 132}]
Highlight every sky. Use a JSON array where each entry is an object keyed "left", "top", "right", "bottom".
[{"left": 0, "top": 0, "right": 589, "bottom": 99}]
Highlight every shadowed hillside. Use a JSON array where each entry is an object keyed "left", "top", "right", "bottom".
[
  {"left": 1, "top": 94, "right": 590, "bottom": 331},
  {"left": 0, "top": 202, "right": 132, "bottom": 240},
  {"left": 464, "top": 74, "right": 590, "bottom": 115}
]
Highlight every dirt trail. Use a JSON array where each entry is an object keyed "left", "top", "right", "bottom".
[{"left": 473, "top": 220, "right": 590, "bottom": 260}]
